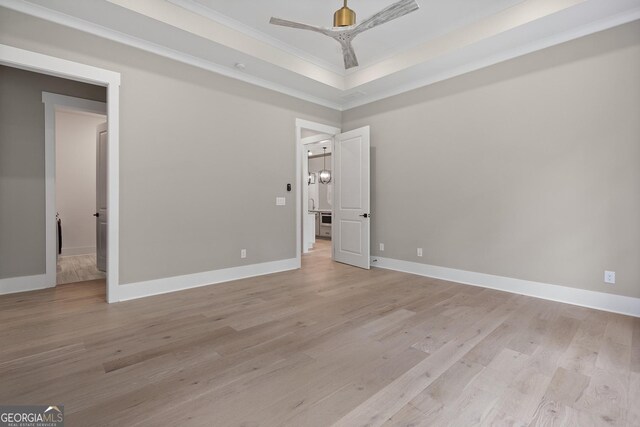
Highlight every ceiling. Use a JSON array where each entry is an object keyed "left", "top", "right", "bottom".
[
  {"left": 188, "top": 0, "right": 528, "bottom": 71},
  {"left": 2, "top": 0, "right": 640, "bottom": 110},
  {"left": 307, "top": 144, "right": 332, "bottom": 157}
]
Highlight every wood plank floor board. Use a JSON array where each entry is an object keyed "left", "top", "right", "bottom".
[
  {"left": 481, "top": 407, "right": 528, "bottom": 427},
  {"left": 381, "top": 403, "right": 430, "bottom": 427},
  {"left": 408, "top": 357, "right": 485, "bottom": 424},
  {"left": 558, "top": 312, "right": 608, "bottom": 377},
  {"left": 628, "top": 372, "right": 640, "bottom": 427},
  {"left": 630, "top": 318, "right": 640, "bottom": 374},
  {"left": 541, "top": 367, "right": 590, "bottom": 408},
  {"left": 471, "top": 348, "right": 531, "bottom": 396},
  {"left": 0, "top": 239, "right": 636, "bottom": 426},
  {"left": 529, "top": 399, "right": 603, "bottom": 427},
  {"left": 572, "top": 367, "right": 629, "bottom": 426},
  {"left": 442, "top": 385, "right": 500, "bottom": 426}
]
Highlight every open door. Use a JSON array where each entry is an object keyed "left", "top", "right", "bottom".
[
  {"left": 96, "top": 122, "right": 108, "bottom": 272},
  {"left": 333, "top": 126, "right": 370, "bottom": 269}
]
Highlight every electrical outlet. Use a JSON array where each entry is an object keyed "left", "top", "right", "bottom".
[
  {"left": 417, "top": 248, "right": 423, "bottom": 257},
  {"left": 379, "top": 243, "right": 384, "bottom": 251},
  {"left": 604, "top": 270, "right": 615, "bottom": 284},
  {"left": 241, "top": 249, "right": 247, "bottom": 259},
  {"left": 276, "top": 197, "right": 286, "bottom": 206}
]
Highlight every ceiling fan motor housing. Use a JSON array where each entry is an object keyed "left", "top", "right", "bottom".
[{"left": 334, "top": 1, "right": 356, "bottom": 27}]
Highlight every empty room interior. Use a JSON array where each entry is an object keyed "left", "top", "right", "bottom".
[{"left": 0, "top": 0, "right": 639, "bottom": 426}]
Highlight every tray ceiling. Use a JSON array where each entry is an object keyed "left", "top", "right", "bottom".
[
  {"left": 2, "top": 0, "right": 639, "bottom": 110},
  {"left": 188, "top": 0, "right": 528, "bottom": 71}
]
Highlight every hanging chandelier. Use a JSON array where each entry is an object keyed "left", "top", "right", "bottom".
[{"left": 319, "top": 147, "right": 331, "bottom": 184}]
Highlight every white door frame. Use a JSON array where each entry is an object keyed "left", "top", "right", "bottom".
[
  {"left": 295, "top": 119, "right": 341, "bottom": 268},
  {"left": 0, "top": 44, "right": 121, "bottom": 303},
  {"left": 42, "top": 93, "right": 107, "bottom": 286}
]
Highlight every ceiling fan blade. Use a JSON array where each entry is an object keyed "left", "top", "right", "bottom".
[
  {"left": 351, "top": 0, "right": 419, "bottom": 36},
  {"left": 339, "top": 39, "right": 359, "bottom": 69},
  {"left": 269, "top": 17, "right": 334, "bottom": 37}
]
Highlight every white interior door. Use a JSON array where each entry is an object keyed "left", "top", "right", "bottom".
[
  {"left": 333, "top": 126, "right": 370, "bottom": 269},
  {"left": 96, "top": 122, "right": 108, "bottom": 272}
]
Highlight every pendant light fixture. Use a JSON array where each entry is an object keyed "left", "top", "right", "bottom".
[{"left": 319, "top": 147, "right": 331, "bottom": 184}]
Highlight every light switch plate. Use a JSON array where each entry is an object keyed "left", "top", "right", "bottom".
[{"left": 276, "top": 197, "right": 286, "bottom": 206}]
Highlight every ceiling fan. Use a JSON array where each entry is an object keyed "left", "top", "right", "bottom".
[{"left": 269, "top": 0, "right": 420, "bottom": 70}]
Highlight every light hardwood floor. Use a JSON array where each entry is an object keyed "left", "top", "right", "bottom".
[
  {"left": 57, "top": 253, "right": 105, "bottom": 285},
  {"left": 1, "top": 241, "right": 638, "bottom": 426}
]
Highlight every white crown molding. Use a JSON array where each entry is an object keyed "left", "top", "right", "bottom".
[
  {"left": 373, "top": 257, "right": 640, "bottom": 318},
  {"left": 167, "top": 0, "right": 344, "bottom": 75},
  {"left": 0, "top": 274, "right": 52, "bottom": 295},
  {"left": 117, "top": 258, "right": 298, "bottom": 302},
  {"left": 343, "top": 6, "right": 640, "bottom": 110},
  {"left": 0, "top": 0, "right": 343, "bottom": 110}
]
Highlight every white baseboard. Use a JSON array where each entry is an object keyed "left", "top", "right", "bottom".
[
  {"left": 372, "top": 257, "right": 640, "bottom": 318},
  {"left": 116, "top": 258, "right": 298, "bottom": 302},
  {"left": 61, "top": 246, "right": 96, "bottom": 256},
  {"left": 0, "top": 274, "right": 54, "bottom": 295}
]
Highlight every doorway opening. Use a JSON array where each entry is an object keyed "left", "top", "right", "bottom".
[
  {"left": 295, "top": 120, "right": 340, "bottom": 268},
  {"left": 295, "top": 119, "right": 372, "bottom": 270},
  {"left": 0, "top": 44, "right": 120, "bottom": 302},
  {"left": 303, "top": 134, "right": 334, "bottom": 260},
  {"left": 46, "top": 95, "right": 107, "bottom": 286}
]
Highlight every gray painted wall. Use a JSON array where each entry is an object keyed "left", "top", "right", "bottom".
[
  {"left": 343, "top": 21, "right": 640, "bottom": 299},
  {"left": 0, "top": 7, "right": 340, "bottom": 285},
  {"left": 0, "top": 65, "right": 106, "bottom": 279}
]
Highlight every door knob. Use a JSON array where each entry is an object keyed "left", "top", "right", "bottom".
[
  {"left": 359, "top": 213, "right": 369, "bottom": 218},
  {"left": 93, "top": 213, "right": 100, "bottom": 217}
]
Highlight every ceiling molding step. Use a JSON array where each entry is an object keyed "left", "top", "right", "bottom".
[
  {"left": 343, "top": 6, "right": 640, "bottom": 110},
  {"left": 345, "top": 0, "right": 587, "bottom": 89},
  {"left": 0, "top": 0, "right": 343, "bottom": 110},
  {"left": 167, "top": 0, "right": 344, "bottom": 75},
  {"left": 105, "top": 0, "right": 345, "bottom": 90}
]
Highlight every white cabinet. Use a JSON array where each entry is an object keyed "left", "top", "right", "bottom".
[
  {"left": 319, "top": 226, "right": 331, "bottom": 238},
  {"left": 318, "top": 212, "right": 332, "bottom": 238}
]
